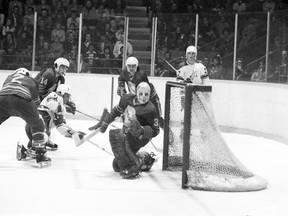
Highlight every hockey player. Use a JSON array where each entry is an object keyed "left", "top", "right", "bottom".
[
  {"left": 91, "top": 82, "right": 160, "bottom": 179},
  {"left": 0, "top": 68, "right": 50, "bottom": 164},
  {"left": 176, "top": 45, "right": 209, "bottom": 84},
  {"left": 25, "top": 84, "right": 85, "bottom": 150},
  {"left": 117, "top": 56, "right": 164, "bottom": 128},
  {"left": 34, "top": 57, "right": 75, "bottom": 115}
]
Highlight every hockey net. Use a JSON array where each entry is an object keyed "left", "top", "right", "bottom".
[{"left": 162, "top": 82, "right": 268, "bottom": 192}]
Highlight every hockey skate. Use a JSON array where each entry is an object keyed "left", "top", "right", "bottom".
[
  {"left": 16, "top": 142, "right": 51, "bottom": 168},
  {"left": 120, "top": 164, "right": 141, "bottom": 179},
  {"left": 137, "top": 152, "right": 159, "bottom": 172}
]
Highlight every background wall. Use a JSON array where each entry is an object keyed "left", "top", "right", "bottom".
[{"left": 1, "top": 71, "right": 288, "bottom": 144}]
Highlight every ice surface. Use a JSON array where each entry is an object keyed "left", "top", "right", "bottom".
[{"left": 1, "top": 117, "right": 288, "bottom": 216}]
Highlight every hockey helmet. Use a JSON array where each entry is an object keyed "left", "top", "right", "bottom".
[
  {"left": 136, "top": 82, "right": 151, "bottom": 104},
  {"left": 15, "top": 67, "right": 30, "bottom": 76},
  {"left": 125, "top": 56, "right": 138, "bottom": 67},
  {"left": 56, "top": 84, "right": 71, "bottom": 96},
  {"left": 54, "top": 57, "right": 70, "bottom": 71},
  {"left": 186, "top": 45, "right": 197, "bottom": 54}
]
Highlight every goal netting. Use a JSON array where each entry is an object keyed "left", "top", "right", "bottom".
[{"left": 162, "top": 82, "right": 268, "bottom": 192}]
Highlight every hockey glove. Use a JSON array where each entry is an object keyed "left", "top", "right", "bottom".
[
  {"left": 100, "top": 112, "right": 115, "bottom": 133},
  {"left": 65, "top": 101, "right": 76, "bottom": 114},
  {"left": 76, "top": 131, "right": 86, "bottom": 140},
  {"left": 117, "top": 87, "right": 127, "bottom": 96}
]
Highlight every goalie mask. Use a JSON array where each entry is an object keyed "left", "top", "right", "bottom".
[
  {"left": 125, "top": 56, "right": 138, "bottom": 77},
  {"left": 136, "top": 82, "right": 150, "bottom": 104},
  {"left": 54, "top": 57, "right": 70, "bottom": 76}
]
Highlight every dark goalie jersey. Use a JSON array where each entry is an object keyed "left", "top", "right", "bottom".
[
  {"left": 111, "top": 93, "right": 160, "bottom": 139},
  {"left": 0, "top": 72, "right": 41, "bottom": 106},
  {"left": 34, "top": 68, "right": 65, "bottom": 100}
]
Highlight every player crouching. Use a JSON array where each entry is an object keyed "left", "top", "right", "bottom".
[
  {"left": 90, "top": 82, "right": 160, "bottom": 179},
  {"left": 25, "top": 84, "right": 85, "bottom": 151}
]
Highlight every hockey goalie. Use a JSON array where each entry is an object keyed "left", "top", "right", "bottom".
[
  {"left": 90, "top": 82, "right": 160, "bottom": 179},
  {"left": 25, "top": 84, "right": 85, "bottom": 150}
]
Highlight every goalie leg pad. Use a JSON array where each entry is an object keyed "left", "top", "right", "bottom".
[
  {"left": 109, "top": 129, "right": 141, "bottom": 177},
  {"left": 112, "top": 158, "right": 120, "bottom": 172}
]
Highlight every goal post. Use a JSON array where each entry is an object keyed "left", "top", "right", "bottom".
[{"left": 162, "top": 81, "right": 268, "bottom": 192}]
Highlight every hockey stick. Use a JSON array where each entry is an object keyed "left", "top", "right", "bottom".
[
  {"left": 87, "top": 140, "right": 113, "bottom": 156},
  {"left": 160, "top": 56, "right": 179, "bottom": 73},
  {"left": 76, "top": 109, "right": 98, "bottom": 120}
]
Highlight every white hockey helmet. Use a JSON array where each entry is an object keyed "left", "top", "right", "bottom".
[
  {"left": 15, "top": 67, "right": 30, "bottom": 76},
  {"left": 125, "top": 56, "right": 138, "bottom": 67},
  {"left": 54, "top": 57, "right": 70, "bottom": 71},
  {"left": 56, "top": 84, "right": 71, "bottom": 96},
  {"left": 186, "top": 45, "right": 197, "bottom": 54}
]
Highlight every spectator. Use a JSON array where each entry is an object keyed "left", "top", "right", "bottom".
[
  {"left": 66, "top": 8, "right": 80, "bottom": 30},
  {"left": 37, "top": 0, "right": 52, "bottom": 15},
  {"left": 51, "top": 21, "right": 66, "bottom": 43},
  {"left": 36, "top": 41, "right": 53, "bottom": 69},
  {"left": 262, "top": 0, "right": 275, "bottom": 13},
  {"left": 53, "top": 0, "right": 67, "bottom": 19},
  {"left": 66, "top": 22, "right": 78, "bottom": 40},
  {"left": 267, "top": 65, "right": 280, "bottom": 83},
  {"left": 2, "top": 46, "right": 17, "bottom": 69},
  {"left": 1, "top": 32, "right": 17, "bottom": 53},
  {"left": 251, "top": 61, "right": 265, "bottom": 82},
  {"left": 236, "top": 58, "right": 251, "bottom": 81},
  {"left": 69, "top": 54, "right": 90, "bottom": 73},
  {"left": 233, "top": 0, "right": 246, "bottom": 13},
  {"left": 0, "top": 8, "right": 5, "bottom": 35},
  {"left": 209, "top": 56, "right": 224, "bottom": 79},
  {"left": 23, "top": 6, "right": 35, "bottom": 27},
  {"left": 16, "top": 31, "right": 31, "bottom": 52},
  {"left": 8, "top": 0, "right": 23, "bottom": 16},
  {"left": 80, "top": 0, "right": 97, "bottom": 32},
  {"left": 156, "top": 51, "right": 176, "bottom": 77},
  {"left": 1, "top": 18, "right": 16, "bottom": 38},
  {"left": 50, "top": 35, "right": 65, "bottom": 59},
  {"left": 99, "top": 46, "right": 115, "bottom": 73},
  {"left": 17, "top": 17, "right": 33, "bottom": 39},
  {"left": 85, "top": 43, "right": 100, "bottom": 73},
  {"left": 37, "top": 19, "right": 51, "bottom": 41},
  {"left": 213, "top": 16, "right": 230, "bottom": 38},
  {"left": 18, "top": 42, "right": 33, "bottom": 69},
  {"left": 8, "top": 5, "right": 22, "bottom": 30},
  {"left": 36, "top": 33, "right": 46, "bottom": 50},
  {"left": 81, "top": 33, "right": 95, "bottom": 55},
  {"left": 38, "top": 8, "right": 53, "bottom": 32},
  {"left": 279, "top": 50, "right": 288, "bottom": 82},
  {"left": 113, "top": 35, "right": 133, "bottom": 65},
  {"left": 67, "top": 0, "right": 82, "bottom": 15},
  {"left": 64, "top": 31, "right": 77, "bottom": 54},
  {"left": 67, "top": 44, "right": 78, "bottom": 70},
  {"left": 96, "top": 33, "right": 113, "bottom": 55}
]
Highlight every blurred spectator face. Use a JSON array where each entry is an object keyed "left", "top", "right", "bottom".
[{"left": 43, "top": 42, "right": 49, "bottom": 49}]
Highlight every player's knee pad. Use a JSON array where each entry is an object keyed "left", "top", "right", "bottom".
[{"left": 137, "top": 151, "right": 157, "bottom": 171}]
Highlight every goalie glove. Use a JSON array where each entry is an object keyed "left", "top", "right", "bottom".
[
  {"left": 65, "top": 101, "right": 76, "bottom": 114},
  {"left": 117, "top": 87, "right": 127, "bottom": 96},
  {"left": 100, "top": 112, "right": 115, "bottom": 133},
  {"left": 117, "top": 81, "right": 127, "bottom": 96}
]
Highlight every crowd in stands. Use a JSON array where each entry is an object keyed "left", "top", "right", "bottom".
[
  {"left": 0, "top": 0, "right": 127, "bottom": 73},
  {"left": 0, "top": 0, "right": 287, "bottom": 82}
]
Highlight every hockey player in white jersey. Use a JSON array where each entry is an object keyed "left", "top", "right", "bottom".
[
  {"left": 25, "top": 84, "right": 85, "bottom": 150},
  {"left": 176, "top": 45, "right": 209, "bottom": 84}
]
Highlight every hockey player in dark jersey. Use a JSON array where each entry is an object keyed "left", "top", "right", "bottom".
[
  {"left": 91, "top": 82, "right": 160, "bottom": 179},
  {"left": 34, "top": 57, "right": 76, "bottom": 115},
  {"left": 117, "top": 56, "right": 164, "bottom": 128},
  {"left": 0, "top": 68, "right": 50, "bottom": 165}
]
